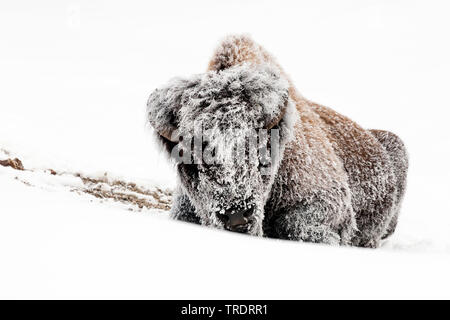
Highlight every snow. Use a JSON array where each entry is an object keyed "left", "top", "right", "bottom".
[
  {"left": 1, "top": 0, "right": 450, "bottom": 299},
  {"left": 1, "top": 169, "right": 450, "bottom": 299}
]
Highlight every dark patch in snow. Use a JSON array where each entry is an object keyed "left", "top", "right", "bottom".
[
  {"left": 0, "top": 158, "right": 24, "bottom": 171},
  {"left": 77, "top": 174, "right": 172, "bottom": 210}
]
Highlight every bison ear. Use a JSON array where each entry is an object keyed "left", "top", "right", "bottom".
[
  {"left": 147, "top": 75, "right": 201, "bottom": 142},
  {"left": 240, "top": 64, "right": 290, "bottom": 129}
]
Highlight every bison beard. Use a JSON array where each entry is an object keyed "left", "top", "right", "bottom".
[{"left": 147, "top": 34, "right": 408, "bottom": 248}]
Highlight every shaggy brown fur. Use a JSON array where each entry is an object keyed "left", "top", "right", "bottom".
[{"left": 207, "top": 35, "right": 408, "bottom": 247}]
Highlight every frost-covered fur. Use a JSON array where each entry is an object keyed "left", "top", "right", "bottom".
[
  {"left": 147, "top": 35, "right": 408, "bottom": 248},
  {"left": 148, "top": 64, "right": 292, "bottom": 236}
]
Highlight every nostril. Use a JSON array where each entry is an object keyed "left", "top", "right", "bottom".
[{"left": 218, "top": 207, "right": 253, "bottom": 229}]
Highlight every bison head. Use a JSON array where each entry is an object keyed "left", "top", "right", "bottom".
[{"left": 147, "top": 64, "right": 294, "bottom": 236}]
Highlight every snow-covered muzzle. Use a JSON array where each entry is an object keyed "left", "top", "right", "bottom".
[
  {"left": 175, "top": 126, "right": 283, "bottom": 235},
  {"left": 147, "top": 63, "right": 295, "bottom": 235}
]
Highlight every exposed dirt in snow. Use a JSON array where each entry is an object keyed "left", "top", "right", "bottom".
[
  {"left": 0, "top": 157, "right": 24, "bottom": 171},
  {"left": 0, "top": 150, "right": 172, "bottom": 212},
  {"left": 78, "top": 174, "right": 172, "bottom": 210}
]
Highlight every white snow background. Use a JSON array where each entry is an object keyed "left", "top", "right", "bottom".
[{"left": 1, "top": 0, "right": 450, "bottom": 299}]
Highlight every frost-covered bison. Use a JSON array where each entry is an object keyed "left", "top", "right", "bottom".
[{"left": 147, "top": 35, "right": 408, "bottom": 248}]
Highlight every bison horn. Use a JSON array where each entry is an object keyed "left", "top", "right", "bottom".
[{"left": 155, "top": 127, "right": 178, "bottom": 143}]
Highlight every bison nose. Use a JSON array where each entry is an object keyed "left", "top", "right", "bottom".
[{"left": 217, "top": 206, "right": 254, "bottom": 230}]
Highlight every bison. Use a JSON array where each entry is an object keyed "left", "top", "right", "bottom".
[{"left": 147, "top": 35, "right": 408, "bottom": 248}]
